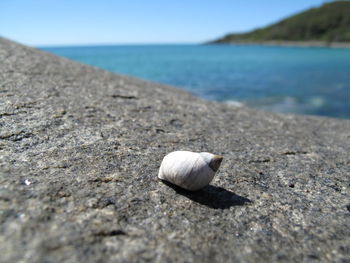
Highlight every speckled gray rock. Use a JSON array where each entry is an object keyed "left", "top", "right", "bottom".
[{"left": 0, "top": 37, "right": 349, "bottom": 263}]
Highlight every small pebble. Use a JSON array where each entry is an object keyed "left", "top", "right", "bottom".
[{"left": 23, "top": 179, "right": 31, "bottom": 186}]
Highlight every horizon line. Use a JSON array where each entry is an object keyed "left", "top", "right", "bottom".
[{"left": 37, "top": 42, "right": 202, "bottom": 48}]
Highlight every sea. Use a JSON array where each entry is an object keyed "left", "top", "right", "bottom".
[{"left": 41, "top": 44, "right": 350, "bottom": 118}]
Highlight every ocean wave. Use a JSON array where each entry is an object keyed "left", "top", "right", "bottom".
[
  {"left": 224, "top": 96, "right": 327, "bottom": 115},
  {"left": 224, "top": 100, "right": 244, "bottom": 107}
]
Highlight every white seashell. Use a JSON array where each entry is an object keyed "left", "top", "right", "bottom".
[{"left": 158, "top": 151, "right": 223, "bottom": 191}]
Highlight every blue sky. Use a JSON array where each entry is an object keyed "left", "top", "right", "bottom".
[{"left": 1, "top": 0, "right": 330, "bottom": 46}]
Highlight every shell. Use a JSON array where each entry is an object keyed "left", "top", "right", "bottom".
[{"left": 158, "top": 151, "right": 223, "bottom": 191}]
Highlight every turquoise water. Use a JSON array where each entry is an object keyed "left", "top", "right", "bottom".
[{"left": 42, "top": 44, "right": 350, "bottom": 118}]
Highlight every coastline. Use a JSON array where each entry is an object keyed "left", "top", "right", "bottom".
[
  {"left": 210, "top": 40, "right": 350, "bottom": 49},
  {"left": 1, "top": 37, "right": 350, "bottom": 262}
]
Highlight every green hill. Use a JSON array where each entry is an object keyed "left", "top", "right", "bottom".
[{"left": 211, "top": 1, "right": 350, "bottom": 44}]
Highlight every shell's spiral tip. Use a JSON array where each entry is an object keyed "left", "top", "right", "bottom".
[{"left": 209, "top": 155, "right": 223, "bottom": 172}]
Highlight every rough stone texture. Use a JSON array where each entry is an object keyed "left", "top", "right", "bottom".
[{"left": 0, "top": 37, "right": 350, "bottom": 263}]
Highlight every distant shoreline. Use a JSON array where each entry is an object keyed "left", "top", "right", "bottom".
[{"left": 210, "top": 40, "right": 350, "bottom": 49}]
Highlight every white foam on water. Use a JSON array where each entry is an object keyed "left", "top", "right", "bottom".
[
  {"left": 224, "top": 100, "right": 244, "bottom": 107},
  {"left": 309, "top": 96, "right": 325, "bottom": 108},
  {"left": 243, "top": 96, "right": 328, "bottom": 115}
]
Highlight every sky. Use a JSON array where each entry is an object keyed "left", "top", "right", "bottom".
[{"left": 1, "top": 0, "right": 331, "bottom": 46}]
